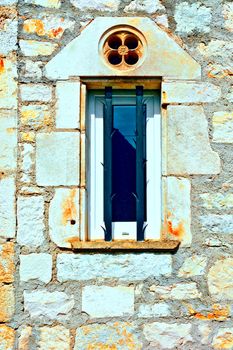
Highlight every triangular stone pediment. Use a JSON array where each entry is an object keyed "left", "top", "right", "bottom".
[{"left": 45, "top": 17, "right": 201, "bottom": 80}]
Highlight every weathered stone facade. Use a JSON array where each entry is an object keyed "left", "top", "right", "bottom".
[{"left": 0, "top": 0, "right": 232, "bottom": 349}]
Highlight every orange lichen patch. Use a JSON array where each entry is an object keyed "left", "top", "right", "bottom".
[
  {"left": 50, "top": 26, "right": 63, "bottom": 38},
  {"left": 62, "top": 189, "right": 77, "bottom": 225},
  {"left": 23, "top": 19, "right": 45, "bottom": 36},
  {"left": 214, "top": 332, "right": 233, "bottom": 349},
  {"left": 0, "top": 242, "right": 14, "bottom": 283},
  {"left": 0, "top": 325, "right": 15, "bottom": 349},
  {"left": 0, "top": 285, "right": 14, "bottom": 322},
  {"left": 187, "top": 304, "right": 230, "bottom": 321},
  {"left": 0, "top": 58, "right": 5, "bottom": 73},
  {"left": 87, "top": 345, "right": 117, "bottom": 350}
]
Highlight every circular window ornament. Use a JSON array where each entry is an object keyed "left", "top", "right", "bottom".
[{"left": 100, "top": 26, "right": 147, "bottom": 71}]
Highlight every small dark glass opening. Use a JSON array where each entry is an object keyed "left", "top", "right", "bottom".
[
  {"left": 108, "top": 52, "right": 122, "bottom": 65},
  {"left": 108, "top": 35, "right": 122, "bottom": 49},
  {"left": 125, "top": 35, "right": 138, "bottom": 50},
  {"left": 125, "top": 52, "right": 139, "bottom": 65}
]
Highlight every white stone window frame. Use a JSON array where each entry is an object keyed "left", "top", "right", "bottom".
[{"left": 43, "top": 17, "right": 221, "bottom": 250}]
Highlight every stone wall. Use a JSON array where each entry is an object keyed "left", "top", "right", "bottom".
[{"left": 0, "top": 0, "right": 232, "bottom": 349}]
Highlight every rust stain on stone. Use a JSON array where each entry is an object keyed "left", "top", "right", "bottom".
[
  {"left": 188, "top": 304, "right": 230, "bottom": 321},
  {"left": 62, "top": 189, "right": 77, "bottom": 225},
  {"left": 0, "top": 58, "right": 5, "bottom": 73},
  {"left": 50, "top": 27, "right": 63, "bottom": 38},
  {"left": 166, "top": 214, "right": 185, "bottom": 240}
]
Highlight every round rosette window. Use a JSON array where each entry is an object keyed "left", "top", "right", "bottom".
[{"left": 102, "top": 27, "right": 146, "bottom": 71}]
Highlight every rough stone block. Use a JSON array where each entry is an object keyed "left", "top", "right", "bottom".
[
  {"left": 20, "top": 105, "right": 52, "bottom": 129},
  {"left": 223, "top": 3, "right": 233, "bottom": 32},
  {"left": 21, "top": 60, "right": 42, "bottom": 80},
  {"left": 36, "top": 132, "right": 80, "bottom": 186},
  {"left": 0, "top": 13, "right": 17, "bottom": 55},
  {"left": 18, "top": 326, "right": 32, "bottom": 350},
  {"left": 82, "top": 286, "right": 134, "bottom": 318},
  {"left": 143, "top": 322, "right": 193, "bottom": 349},
  {"left": 124, "top": 0, "right": 165, "bottom": 13},
  {"left": 39, "top": 326, "right": 70, "bottom": 350},
  {"left": 19, "top": 40, "right": 58, "bottom": 56},
  {"left": 0, "top": 56, "right": 17, "bottom": 109},
  {"left": 21, "top": 143, "right": 34, "bottom": 183},
  {"left": 166, "top": 176, "right": 191, "bottom": 246},
  {"left": 0, "top": 111, "right": 17, "bottom": 171},
  {"left": 212, "top": 328, "right": 233, "bottom": 349},
  {"left": 167, "top": 106, "right": 220, "bottom": 175},
  {"left": 57, "top": 253, "right": 172, "bottom": 281},
  {"left": 208, "top": 258, "right": 233, "bottom": 300},
  {"left": 197, "top": 40, "right": 233, "bottom": 60},
  {"left": 0, "top": 242, "right": 14, "bottom": 282},
  {"left": 152, "top": 282, "right": 201, "bottom": 299},
  {"left": 162, "top": 82, "right": 221, "bottom": 103},
  {"left": 200, "top": 215, "right": 233, "bottom": 234},
  {"left": 74, "top": 323, "right": 142, "bottom": 350},
  {"left": 49, "top": 188, "right": 80, "bottom": 248},
  {"left": 24, "top": 290, "right": 74, "bottom": 320},
  {"left": 24, "top": 0, "right": 60, "bottom": 7},
  {"left": 175, "top": 2, "right": 211, "bottom": 34},
  {"left": 213, "top": 111, "right": 233, "bottom": 143},
  {"left": 17, "top": 196, "right": 45, "bottom": 248},
  {"left": 178, "top": 256, "right": 207, "bottom": 278},
  {"left": 200, "top": 193, "right": 233, "bottom": 209},
  {"left": 0, "top": 325, "right": 15, "bottom": 350},
  {"left": 70, "top": 0, "right": 120, "bottom": 11},
  {"left": 20, "top": 84, "right": 52, "bottom": 102},
  {"left": 20, "top": 253, "right": 52, "bottom": 283},
  {"left": 0, "top": 176, "right": 16, "bottom": 239},
  {"left": 23, "top": 16, "right": 74, "bottom": 39},
  {"left": 21, "top": 132, "right": 35, "bottom": 143},
  {"left": 56, "top": 81, "right": 80, "bottom": 129},
  {"left": 138, "top": 303, "right": 170, "bottom": 317},
  {"left": 0, "top": 285, "right": 14, "bottom": 322}
]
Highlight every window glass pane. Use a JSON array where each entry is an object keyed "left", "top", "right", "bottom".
[{"left": 112, "top": 105, "right": 136, "bottom": 221}]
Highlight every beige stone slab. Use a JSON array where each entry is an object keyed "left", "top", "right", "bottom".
[
  {"left": 213, "top": 111, "right": 233, "bottom": 143},
  {"left": 0, "top": 325, "right": 15, "bottom": 350},
  {"left": 0, "top": 242, "right": 14, "bottom": 283},
  {"left": 166, "top": 106, "right": 220, "bottom": 175},
  {"left": 0, "top": 176, "right": 16, "bottom": 239},
  {"left": 38, "top": 326, "right": 70, "bottom": 350},
  {"left": 0, "top": 285, "right": 14, "bottom": 322}
]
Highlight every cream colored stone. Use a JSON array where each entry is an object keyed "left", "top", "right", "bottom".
[
  {"left": 23, "top": 16, "right": 74, "bottom": 39},
  {"left": 208, "top": 258, "right": 233, "bottom": 300},
  {"left": 49, "top": 188, "right": 79, "bottom": 248},
  {"left": 74, "top": 323, "right": 142, "bottom": 350},
  {"left": 0, "top": 325, "right": 15, "bottom": 350},
  {"left": 20, "top": 105, "right": 52, "bottom": 129},
  {"left": 82, "top": 286, "right": 134, "bottom": 318},
  {"left": 178, "top": 256, "right": 207, "bottom": 277},
  {"left": 138, "top": 303, "right": 170, "bottom": 317},
  {"left": 153, "top": 283, "right": 201, "bottom": 299},
  {"left": 21, "top": 60, "right": 42, "bottom": 80},
  {"left": 0, "top": 243, "right": 14, "bottom": 283},
  {"left": 166, "top": 177, "right": 191, "bottom": 246},
  {"left": 198, "top": 40, "right": 233, "bottom": 59},
  {"left": 143, "top": 322, "right": 193, "bottom": 349},
  {"left": 56, "top": 81, "right": 80, "bottom": 129},
  {"left": 39, "top": 326, "right": 70, "bottom": 350},
  {"left": 70, "top": 0, "right": 120, "bottom": 11},
  {"left": 175, "top": 2, "right": 211, "bottom": 34},
  {"left": 0, "top": 56, "right": 17, "bottom": 109},
  {"left": 20, "top": 254, "right": 52, "bottom": 283},
  {"left": 124, "top": 0, "right": 165, "bottom": 14},
  {"left": 0, "top": 176, "right": 16, "bottom": 239},
  {"left": 24, "top": 290, "right": 74, "bottom": 320},
  {"left": 0, "top": 112, "right": 17, "bottom": 171},
  {"left": 36, "top": 132, "right": 80, "bottom": 186},
  {"left": 223, "top": 3, "right": 233, "bottom": 32},
  {"left": 167, "top": 106, "right": 220, "bottom": 175},
  {"left": 21, "top": 143, "right": 34, "bottom": 183},
  {"left": 0, "top": 285, "right": 14, "bottom": 322},
  {"left": 45, "top": 17, "right": 201, "bottom": 80},
  {"left": 19, "top": 40, "right": 58, "bottom": 56},
  {"left": 162, "top": 82, "right": 221, "bottom": 103},
  {"left": 212, "top": 328, "right": 233, "bottom": 349},
  {"left": 201, "top": 193, "right": 233, "bottom": 209},
  {"left": 213, "top": 112, "right": 233, "bottom": 143},
  {"left": 0, "top": 17, "right": 17, "bottom": 55},
  {"left": 198, "top": 324, "right": 211, "bottom": 345},
  {"left": 20, "top": 84, "right": 52, "bottom": 102},
  {"left": 18, "top": 326, "right": 32, "bottom": 350},
  {"left": 24, "top": 0, "right": 60, "bottom": 7}
]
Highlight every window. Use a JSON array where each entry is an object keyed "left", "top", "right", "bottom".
[{"left": 87, "top": 87, "right": 161, "bottom": 242}]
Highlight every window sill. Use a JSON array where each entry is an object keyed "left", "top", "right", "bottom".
[{"left": 69, "top": 240, "right": 180, "bottom": 250}]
